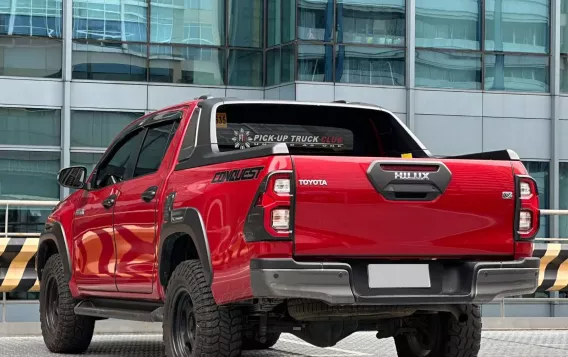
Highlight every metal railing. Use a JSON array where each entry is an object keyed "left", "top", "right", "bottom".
[
  {"left": 0, "top": 200, "right": 59, "bottom": 238},
  {"left": 535, "top": 209, "right": 568, "bottom": 242}
]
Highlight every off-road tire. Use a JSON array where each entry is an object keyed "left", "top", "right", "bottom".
[
  {"left": 394, "top": 304, "right": 482, "bottom": 357},
  {"left": 39, "top": 254, "right": 95, "bottom": 353},
  {"left": 242, "top": 332, "right": 281, "bottom": 350},
  {"left": 163, "top": 260, "right": 243, "bottom": 357}
]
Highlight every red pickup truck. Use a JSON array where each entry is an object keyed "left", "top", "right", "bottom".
[{"left": 37, "top": 97, "right": 540, "bottom": 357}]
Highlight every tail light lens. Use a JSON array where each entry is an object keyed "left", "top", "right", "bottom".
[
  {"left": 516, "top": 175, "right": 540, "bottom": 239},
  {"left": 244, "top": 171, "right": 293, "bottom": 241}
]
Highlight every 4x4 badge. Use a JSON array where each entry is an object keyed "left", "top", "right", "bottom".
[{"left": 502, "top": 192, "right": 513, "bottom": 199}]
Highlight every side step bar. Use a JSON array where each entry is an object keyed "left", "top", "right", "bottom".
[{"left": 74, "top": 298, "right": 164, "bottom": 322}]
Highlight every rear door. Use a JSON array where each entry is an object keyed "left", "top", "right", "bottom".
[{"left": 113, "top": 113, "right": 181, "bottom": 294}]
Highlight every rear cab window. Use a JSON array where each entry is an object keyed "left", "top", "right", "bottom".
[{"left": 214, "top": 103, "right": 429, "bottom": 158}]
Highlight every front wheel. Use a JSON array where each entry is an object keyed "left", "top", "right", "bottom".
[
  {"left": 39, "top": 254, "right": 95, "bottom": 353},
  {"left": 163, "top": 260, "right": 243, "bottom": 357},
  {"left": 394, "top": 304, "right": 481, "bottom": 357}
]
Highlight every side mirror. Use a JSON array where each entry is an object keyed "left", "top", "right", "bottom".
[{"left": 57, "top": 166, "right": 88, "bottom": 189}]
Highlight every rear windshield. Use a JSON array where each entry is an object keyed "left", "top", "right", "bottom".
[{"left": 214, "top": 103, "right": 428, "bottom": 158}]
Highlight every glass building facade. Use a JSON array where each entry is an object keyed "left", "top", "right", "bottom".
[{"left": 1, "top": 0, "right": 568, "bottom": 321}]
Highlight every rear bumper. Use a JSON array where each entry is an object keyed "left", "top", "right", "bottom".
[{"left": 249, "top": 257, "right": 540, "bottom": 305}]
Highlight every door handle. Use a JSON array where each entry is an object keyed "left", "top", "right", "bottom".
[
  {"left": 142, "top": 186, "right": 158, "bottom": 202},
  {"left": 102, "top": 195, "right": 116, "bottom": 209}
]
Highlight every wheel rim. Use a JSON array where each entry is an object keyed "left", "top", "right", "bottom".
[
  {"left": 172, "top": 288, "right": 197, "bottom": 357},
  {"left": 45, "top": 276, "right": 60, "bottom": 332}
]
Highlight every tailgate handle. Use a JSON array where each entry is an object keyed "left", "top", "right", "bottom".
[{"left": 367, "top": 161, "right": 452, "bottom": 201}]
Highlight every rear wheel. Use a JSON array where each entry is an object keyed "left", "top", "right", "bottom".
[
  {"left": 39, "top": 254, "right": 95, "bottom": 353},
  {"left": 163, "top": 260, "right": 243, "bottom": 357},
  {"left": 394, "top": 304, "right": 481, "bottom": 357}
]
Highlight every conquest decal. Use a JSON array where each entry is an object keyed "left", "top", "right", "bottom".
[{"left": 211, "top": 166, "right": 264, "bottom": 183}]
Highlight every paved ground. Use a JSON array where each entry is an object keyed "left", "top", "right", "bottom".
[{"left": 1, "top": 331, "right": 568, "bottom": 357}]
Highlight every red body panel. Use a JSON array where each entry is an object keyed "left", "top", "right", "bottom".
[
  {"left": 165, "top": 155, "right": 294, "bottom": 304},
  {"left": 113, "top": 175, "right": 160, "bottom": 294},
  {"left": 292, "top": 156, "right": 516, "bottom": 258},
  {"left": 72, "top": 185, "right": 118, "bottom": 292}
]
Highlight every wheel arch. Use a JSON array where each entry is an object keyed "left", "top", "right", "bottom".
[
  {"left": 36, "top": 221, "right": 72, "bottom": 282},
  {"left": 158, "top": 207, "right": 213, "bottom": 288}
]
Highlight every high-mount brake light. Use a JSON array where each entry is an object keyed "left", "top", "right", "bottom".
[
  {"left": 515, "top": 176, "right": 540, "bottom": 240},
  {"left": 244, "top": 170, "right": 293, "bottom": 242}
]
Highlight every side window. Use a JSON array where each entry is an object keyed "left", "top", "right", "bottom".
[
  {"left": 133, "top": 121, "right": 178, "bottom": 178},
  {"left": 93, "top": 129, "right": 146, "bottom": 189}
]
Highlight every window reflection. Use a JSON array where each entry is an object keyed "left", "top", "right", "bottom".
[
  {"left": 336, "top": 45, "right": 404, "bottom": 86},
  {"left": 228, "top": 50, "right": 263, "bottom": 87},
  {"left": 298, "top": 0, "right": 333, "bottom": 41},
  {"left": 523, "top": 161, "right": 549, "bottom": 239},
  {"left": 72, "top": 41, "right": 147, "bottom": 81},
  {"left": 337, "top": 0, "right": 405, "bottom": 46},
  {"left": 485, "top": 0, "right": 549, "bottom": 54},
  {"left": 73, "top": 0, "right": 147, "bottom": 42},
  {"left": 484, "top": 54, "right": 549, "bottom": 92},
  {"left": 416, "top": 50, "right": 481, "bottom": 89},
  {"left": 150, "top": 0, "right": 224, "bottom": 45},
  {"left": 298, "top": 44, "right": 333, "bottom": 82},
  {"left": 0, "top": 0, "right": 62, "bottom": 37},
  {"left": 267, "top": 0, "right": 295, "bottom": 46},
  {"left": 149, "top": 45, "right": 224, "bottom": 85},
  {"left": 71, "top": 152, "right": 103, "bottom": 177},
  {"left": 416, "top": 0, "right": 480, "bottom": 50},
  {"left": 0, "top": 107, "right": 60, "bottom": 146},
  {"left": 0, "top": 151, "right": 59, "bottom": 201},
  {"left": 228, "top": 0, "right": 263, "bottom": 48},
  {"left": 0, "top": 37, "right": 62, "bottom": 78},
  {"left": 71, "top": 111, "right": 142, "bottom": 148},
  {"left": 266, "top": 45, "right": 294, "bottom": 86},
  {"left": 561, "top": 0, "right": 568, "bottom": 53}
]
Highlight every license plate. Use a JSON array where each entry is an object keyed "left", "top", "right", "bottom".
[{"left": 368, "top": 264, "right": 431, "bottom": 289}]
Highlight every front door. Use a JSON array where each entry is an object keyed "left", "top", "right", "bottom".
[
  {"left": 113, "top": 119, "right": 180, "bottom": 293},
  {"left": 72, "top": 128, "right": 147, "bottom": 292},
  {"left": 72, "top": 185, "right": 118, "bottom": 292}
]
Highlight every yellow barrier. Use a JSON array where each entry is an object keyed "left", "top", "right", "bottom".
[{"left": 0, "top": 237, "right": 40, "bottom": 292}]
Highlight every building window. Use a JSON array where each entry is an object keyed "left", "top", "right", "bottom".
[
  {"left": 0, "top": 107, "right": 60, "bottom": 147},
  {"left": 0, "top": 0, "right": 62, "bottom": 78},
  {"left": 267, "top": 0, "right": 295, "bottom": 47},
  {"left": 228, "top": 50, "right": 263, "bottom": 87},
  {"left": 266, "top": 44, "right": 294, "bottom": 86},
  {"left": 337, "top": 46, "right": 405, "bottom": 86},
  {"left": 70, "top": 111, "right": 143, "bottom": 149},
  {"left": 228, "top": 0, "right": 263, "bottom": 48},
  {"left": 415, "top": 0, "right": 550, "bottom": 92}
]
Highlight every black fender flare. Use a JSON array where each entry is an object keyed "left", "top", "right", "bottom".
[
  {"left": 36, "top": 221, "right": 72, "bottom": 282},
  {"left": 158, "top": 207, "right": 213, "bottom": 286}
]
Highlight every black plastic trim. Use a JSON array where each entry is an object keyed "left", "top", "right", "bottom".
[
  {"left": 158, "top": 207, "right": 213, "bottom": 286},
  {"left": 250, "top": 258, "right": 540, "bottom": 305},
  {"left": 243, "top": 170, "right": 294, "bottom": 242},
  {"left": 36, "top": 221, "right": 72, "bottom": 282},
  {"left": 441, "top": 149, "right": 520, "bottom": 161},
  {"left": 366, "top": 160, "right": 452, "bottom": 201},
  {"left": 75, "top": 298, "right": 163, "bottom": 322}
]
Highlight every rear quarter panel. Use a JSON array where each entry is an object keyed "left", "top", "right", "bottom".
[{"left": 165, "top": 155, "right": 293, "bottom": 304}]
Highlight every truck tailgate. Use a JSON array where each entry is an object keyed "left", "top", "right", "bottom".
[{"left": 292, "top": 156, "right": 516, "bottom": 258}]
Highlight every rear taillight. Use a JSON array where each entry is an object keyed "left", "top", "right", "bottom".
[
  {"left": 515, "top": 175, "right": 540, "bottom": 239},
  {"left": 244, "top": 171, "right": 293, "bottom": 242}
]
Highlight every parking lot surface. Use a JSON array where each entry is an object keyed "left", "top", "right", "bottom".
[{"left": 1, "top": 330, "right": 568, "bottom": 357}]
